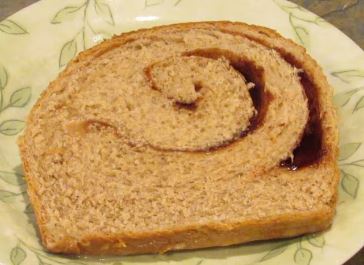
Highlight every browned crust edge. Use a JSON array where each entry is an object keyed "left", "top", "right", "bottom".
[{"left": 17, "top": 21, "right": 339, "bottom": 255}]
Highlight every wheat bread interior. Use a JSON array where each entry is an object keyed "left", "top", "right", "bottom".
[{"left": 18, "top": 21, "right": 339, "bottom": 255}]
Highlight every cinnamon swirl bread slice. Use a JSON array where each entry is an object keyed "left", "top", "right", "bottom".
[{"left": 18, "top": 21, "right": 339, "bottom": 255}]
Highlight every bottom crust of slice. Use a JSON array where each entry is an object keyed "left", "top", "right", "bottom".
[{"left": 45, "top": 210, "right": 334, "bottom": 255}]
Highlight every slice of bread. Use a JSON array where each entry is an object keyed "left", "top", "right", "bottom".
[{"left": 18, "top": 21, "right": 339, "bottom": 255}]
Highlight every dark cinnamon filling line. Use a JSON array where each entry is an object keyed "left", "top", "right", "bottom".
[
  {"left": 183, "top": 48, "right": 270, "bottom": 138},
  {"left": 279, "top": 67, "right": 323, "bottom": 170},
  {"left": 143, "top": 40, "right": 323, "bottom": 168},
  {"left": 143, "top": 48, "right": 270, "bottom": 152},
  {"left": 184, "top": 47, "right": 323, "bottom": 168},
  {"left": 217, "top": 30, "right": 324, "bottom": 170},
  {"left": 174, "top": 83, "right": 202, "bottom": 111},
  {"left": 174, "top": 101, "right": 198, "bottom": 111},
  {"left": 82, "top": 50, "right": 268, "bottom": 153}
]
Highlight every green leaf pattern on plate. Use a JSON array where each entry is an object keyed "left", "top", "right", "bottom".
[
  {"left": 0, "top": 190, "right": 19, "bottom": 203},
  {"left": 12, "top": 239, "right": 90, "bottom": 265},
  {"left": 0, "top": 170, "right": 25, "bottom": 186},
  {"left": 0, "top": 65, "right": 7, "bottom": 110},
  {"left": 10, "top": 246, "right": 26, "bottom": 265},
  {"left": 145, "top": 0, "right": 184, "bottom": 7},
  {"left": 341, "top": 170, "right": 359, "bottom": 198},
  {"left": 307, "top": 234, "right": 325, "bottom": 248},
  {"left": 145, "top": 0, "right": 164, "bottom": 7},
  {"left": 350, "top": 159, "right": 364, "bottom": 167},
  {"left": 0, "top": 65, "right": 8, "bottom": 90},
  {"left": 339, "top": 143, "right": 361, "bottom": 161},
  {"left": 59, "top": 39, "right": 78, "bottom": 67},
  {"left": 333, "top": 87, "right": 363, "bottom": 108},
  {"left": 333, "top": 68, "right": 364, "bottom": 205},
  {"left": 24, "top": 203, "right": 34, "bottom": 215},
  {"left": 0, "top": 65, "right": 31, "bottom": 136},
  {"left": 52, "top": 0, "right": 116, "bottom": 68},
  {"left": 37, "top": 257, "right": 52, "bottom": 265},
  {"left": 257, "top": 236, "right": 327, "bottom": 264},
  {"left": 274, "top": 0, "right": 325, "bottom": 48},
  {"left": 94, "top": 0, "right": 115, "bottom": 25},
  {"left": 0, "top": 1, "right": 363, "bottom": 265},
  {"left": 0, "top": 20, "right": 28, "bottom": 35},
  {"left": 332, "top": 69, "right": 364, "bottom": 84},
  {"left": 51, "top": 6, "right": 84, "bottom": 24},
  {"left": 294, "top": 248, "right": 312, "bottom": 265},
  {"left": 0, "top": 120, "right": 25, "bottom": 136},
  {"left": 9, "top": 87, "right": 32, "bottom": 108},
  {"left": 293, "top": 24, "right": 310, "bottom": 48},
  {"left": 260, "top": 244, "right": 288, "bottom": 261},
  {"left": 353, "top": 95, "right": 364, "bottom": 112},
  {"left": 338, "top": 142, "right": 362, "bottom": 199}
]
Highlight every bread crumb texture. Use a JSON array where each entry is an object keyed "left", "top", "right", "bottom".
[{"left": 18, "top": 22, "right": 338, "bottom": 254}]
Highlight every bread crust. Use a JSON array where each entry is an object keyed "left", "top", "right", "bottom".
[{"left": 18, "top": 21, "right": 339, "bottom": 255}]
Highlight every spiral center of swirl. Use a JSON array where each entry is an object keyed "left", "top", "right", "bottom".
[
  {"left": 139, "top": 55, "right": 255, "bottom": 151},
  {"left": 55, "top": 29, "right": 309, "bottom": 177}
]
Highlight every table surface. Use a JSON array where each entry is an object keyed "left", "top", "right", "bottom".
[{"left": 0, "top": 1, "right": 363, "bottom": 264}]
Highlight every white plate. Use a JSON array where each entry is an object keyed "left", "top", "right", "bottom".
[{"left": 0, "top": 0, "right": 363, "bottom": 264}]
